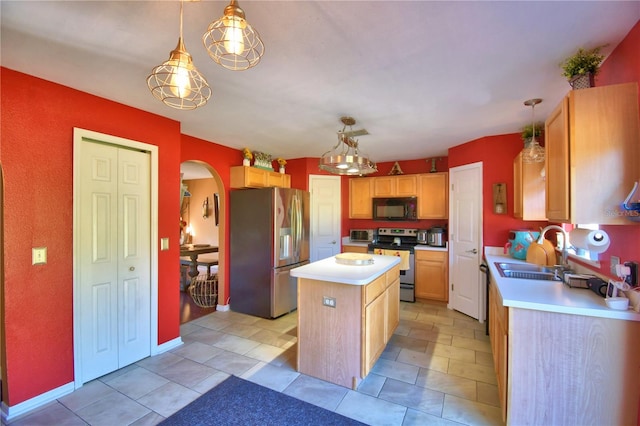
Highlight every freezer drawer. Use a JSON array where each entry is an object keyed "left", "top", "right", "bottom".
[{"left": 272, "top": 261, "right": 309, "bottom": 318}]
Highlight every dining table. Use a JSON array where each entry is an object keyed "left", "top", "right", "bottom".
[{"left": 179, "top": 244, "right": 219, "bottom": 288}]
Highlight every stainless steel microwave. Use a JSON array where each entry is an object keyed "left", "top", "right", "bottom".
[{"left": 372, "top": 197, "right": 418, "bottom": 221}]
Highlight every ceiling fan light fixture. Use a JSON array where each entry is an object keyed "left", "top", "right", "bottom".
[
  {"left": 147, "top": 1, "right": 211, "bottom": 110},
  {"left": 202, "top": 0, "right": 265, "bottom": 71},
  {"left": 521, "top": 98, "right": 545, "bottom": 164},
  {"left": 319, "top": 117, "right": 377, "bottom": 176}
]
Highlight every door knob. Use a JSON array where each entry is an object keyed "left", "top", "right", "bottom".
[
  {"left": 466, "top": 248, "right": 478, "bottom": 254},
  {"left": 331, "top": 240, "right": 336, "bottom": 244},
  {"left": 129, "top": 266, "right": 135, "bottom": 271}
]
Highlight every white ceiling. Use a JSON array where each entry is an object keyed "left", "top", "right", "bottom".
[{"left": 2, "top": 1, "right": 639, "bottom": 167}]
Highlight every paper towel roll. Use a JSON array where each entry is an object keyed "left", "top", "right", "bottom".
[{"left": 569, "top": 229, "right": 610, "bottom": 253}]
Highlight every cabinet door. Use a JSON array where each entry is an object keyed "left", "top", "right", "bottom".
[
  {"left": 488, "top": 281, "right": 508, "bottom": 422},
  {"left": 513, "top": 153, "right": 523, "bottom": 219},
  {"left": 266, "top": 171, "right": 289, "bottom": 188},
  {"left": 373, "top": 177, "right": 394, "bottom": 197},
  {"left": 349, "top": 178, "right": 373, "bottom": 219},
  {"left": 395, "top": 175, "right": 417, "bottom": 196},
  {"left": 342, "top": 245, "right": 369, "bottom": 254},
  {"left": 514, "top": 152, "right": 546, "bottom": 220},
  {"left": 417, "top": 173, "right": 448, "bottom": 219},
  {"left": 414, "top": 250, "right": 448, "bottom": 301},
  {"left": 545, "top": 97, "right": 570, "bottom": 222},
  {"left": 386, "top": 279, "right": 400, "bottom": 339},
  {"left": 363, "top": 291, "right": 386, "bottom": 375}
]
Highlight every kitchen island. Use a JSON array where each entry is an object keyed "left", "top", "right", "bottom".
[
  {"left": 291, "top": 255, "right": 400, "bottom": 389},
  {"left": 485, "top": 249, "right": 640, "bottom": 425}
]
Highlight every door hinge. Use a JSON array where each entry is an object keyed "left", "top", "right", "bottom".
[
  {"left": 451, "top": 183, "right": 454, "bottom": 191},
  {"left": 451, "top": 283, "right": 454, "bottom": 291}
]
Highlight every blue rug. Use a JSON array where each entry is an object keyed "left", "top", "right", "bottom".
[{"left": 160, "top": 375, "right": 366, "bottom": 425}]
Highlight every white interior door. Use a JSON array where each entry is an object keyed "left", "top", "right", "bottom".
[
  {"left": 77, "top": 140, "right": 151, "bottom": 383},
  {"left": 309, "top": 175, "right": 341, "bottom": 261},
  {"left": 449, "top": 162, "right": 483, "bottom": 320}
]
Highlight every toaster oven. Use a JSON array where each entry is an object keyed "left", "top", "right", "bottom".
[{"left": 350, "top": 229, "right": 375, "bottom": 243}]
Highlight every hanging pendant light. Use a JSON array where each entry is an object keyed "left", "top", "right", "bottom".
[
  {"left": 147, "top": 0, "right": 211, "bottom": 110},
  {"left": 521, "top": 98, "right": 545, "bottom": 163},
  {"left": 319, "top": 117, "right": 377, "bottom": 176},
  {"left": 202, "top": 0, "right": 265, "bottom": 71}
]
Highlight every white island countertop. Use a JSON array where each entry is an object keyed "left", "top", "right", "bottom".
[
  {"left": 291, "top": 255, "right": 400, "bottom": 285},
  {"left": 486, "top": 252, "right": 640, "bottom": 322}
]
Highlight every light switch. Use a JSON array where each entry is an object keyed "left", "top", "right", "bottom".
[
  {"left": 161, "top": 238, "right": 170, "bottom": 251},
  {"left": 32, "top": 247, "right": 47, "bottom": 265}
]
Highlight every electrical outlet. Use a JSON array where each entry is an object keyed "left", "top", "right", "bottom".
[
  {"left": 610, "top": 256, "right": 620, "bottom": 276},
  {"left": 322, "top": 296, "right": 336, "bottom": 308},
  {"left": 624, "top": 261, "right": 638, "bottom": 287}
]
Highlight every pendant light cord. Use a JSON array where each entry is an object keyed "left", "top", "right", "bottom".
[{"left": 179, "top": 0, "right": 184, "bottom": 40}]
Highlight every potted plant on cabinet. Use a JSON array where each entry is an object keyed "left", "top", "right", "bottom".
[{"left": 560, "top": 45, "right": 606, "bottom": 90}]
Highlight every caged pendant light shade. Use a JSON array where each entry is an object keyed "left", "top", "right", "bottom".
[
  {"left": 521, "top": 98, "right": 545, "bottom": 164},
  {"left": 202, "top": 0, "right": 265, "bottom": 71},
  {"left": 319, "top": 117, "right": 377, "bottom": 176},
  {"left": 147, "top": 0, "right": 211, "bottom": 110}
]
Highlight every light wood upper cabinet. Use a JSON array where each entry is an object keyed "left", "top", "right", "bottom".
[
  {"left": 373, "top": 175, "right": 417, "bottom": 197},
  {"left": 544, "top": 83, "right": 640, "bottom": 224},
  {"left": 417, "top": 173, "right": 448, "bottom": 219},
  {"left": 414, "top": 249, "right": 448, "bottom": 301},
  {"left": 349, "top": 178, "right": 373, "bottom": 219},
  {"left": 230, "top": 166, "right": 290, "bottom": 189},
  {"left": 513, "top": 152, "right": 546, "bottom": 221}
]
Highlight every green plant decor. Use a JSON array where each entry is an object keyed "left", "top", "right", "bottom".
[
  {"left": 521, "top": 122, "right": 544, "bottom": 141},
  {"left": 560, "top": 46, "right": 606, "bottom": 80}
]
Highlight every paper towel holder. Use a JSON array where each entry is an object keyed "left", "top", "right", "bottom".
[{"left": 568, "top": 228, "right": 610, "bottom": 254}]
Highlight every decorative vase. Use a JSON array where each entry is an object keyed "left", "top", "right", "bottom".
[
  {"left": 279, "top": 167, "right": 285, "bottom": 174},
  {"left": 569, "top": 73, "right": 595, "bottom": 90},
  {"left": 242, "top": 158, "right": 250, "bottom": 166}
]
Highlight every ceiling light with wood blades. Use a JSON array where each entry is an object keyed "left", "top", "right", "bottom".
[
  {"left": 202, "top": 0, "right": 265, "bottom": 71},
  {"left": 147, "top": 0, "right": 211, "bottom": 110}
]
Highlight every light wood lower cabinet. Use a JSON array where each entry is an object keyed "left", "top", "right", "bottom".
[
  {"left": 414, "top": 250, "right": 448, "bottom": 301},
  {"left": 230, "top": 166, "right": 291, "bottom": 189},
  {"left": 489, "top": 278, "right": 640, "bottom": 425},
  {"left": 297, "top": 265, "right": 400, "bottom": 389},
  {"left": 488, "top": 279, "right": 508, "bottom": 422},
  {"left": 342, "top": 244, "right": 369, "bottom": 254}
]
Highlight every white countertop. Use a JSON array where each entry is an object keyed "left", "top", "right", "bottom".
[
  {"left": 291, "top": 254, "right": 400, "bottom": 285},
  {"left": 485, "top": 251, "right": 640, "bottom": 322},
  {"left": 414, "top": 244, "right": 448, "bottom": 252},
  {"left": 341, "top": 237, "right": 448, "bottom": 252}
]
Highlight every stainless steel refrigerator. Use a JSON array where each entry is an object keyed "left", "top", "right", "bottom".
[{"left": 230, "top": 187, "right": 310, "bottom": 319}]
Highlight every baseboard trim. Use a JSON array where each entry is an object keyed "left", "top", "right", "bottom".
[
  {"left": 217, "top": 303, "right": 230, "bottom": 311},
  {"left": 1, "top": 381, "right": 75, "bottom": 423},
  {"left": 153, "top": 336, "right": 183, "bottom": 356}
]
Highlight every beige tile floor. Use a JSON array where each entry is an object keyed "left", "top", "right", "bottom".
[{"left": 8, "top": 300, "right": 504, "bottom": 426}]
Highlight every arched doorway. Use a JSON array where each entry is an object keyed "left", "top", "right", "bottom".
[{"left": 179, "top": 160, "right": 226, "bottom": 323}]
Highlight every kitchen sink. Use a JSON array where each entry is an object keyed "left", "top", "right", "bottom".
[{"left": 494, "top": 262, "right": 563, "bottom": 281}]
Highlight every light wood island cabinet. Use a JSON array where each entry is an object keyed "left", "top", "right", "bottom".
[
  {"left": 544, "top": 82, "right": 640, "bottom": 224},
  {"left": 230, "top": 166, "right": 291, "bottom": 189},
  {"left": 414, "top": 249, "right": 448, "bottom": 301},
  {"left": 294, "top": 259, "right": 400, "bottom": 389}
]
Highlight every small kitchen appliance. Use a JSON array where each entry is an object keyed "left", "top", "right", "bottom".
[
  {"left": 427, "top": 226, "right": 447, "bottom": 247},
  {"left": 350, "top": 229, "right": 375, "bottom": 243},
  {"left": 416, "top": 229, "right": 428, "bottom": 245},
  {"left": 368, "top": 228, "right": 418, "bottom": 302}
]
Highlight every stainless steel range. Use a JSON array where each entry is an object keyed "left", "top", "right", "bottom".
[{"left": 368, "top": 228, "right": 417, "bottom": 302}]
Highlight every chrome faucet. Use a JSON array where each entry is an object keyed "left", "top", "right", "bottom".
[{"left": 538, "top": 225, "right": 569, "bottom": 266}]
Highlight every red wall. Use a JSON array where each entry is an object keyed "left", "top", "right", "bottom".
[
  {"left": 448, "top": 134, "right": 548, "bottom": 249},
  {"left": 0, "top": 68, "right": 183, "bottom": 405}
]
